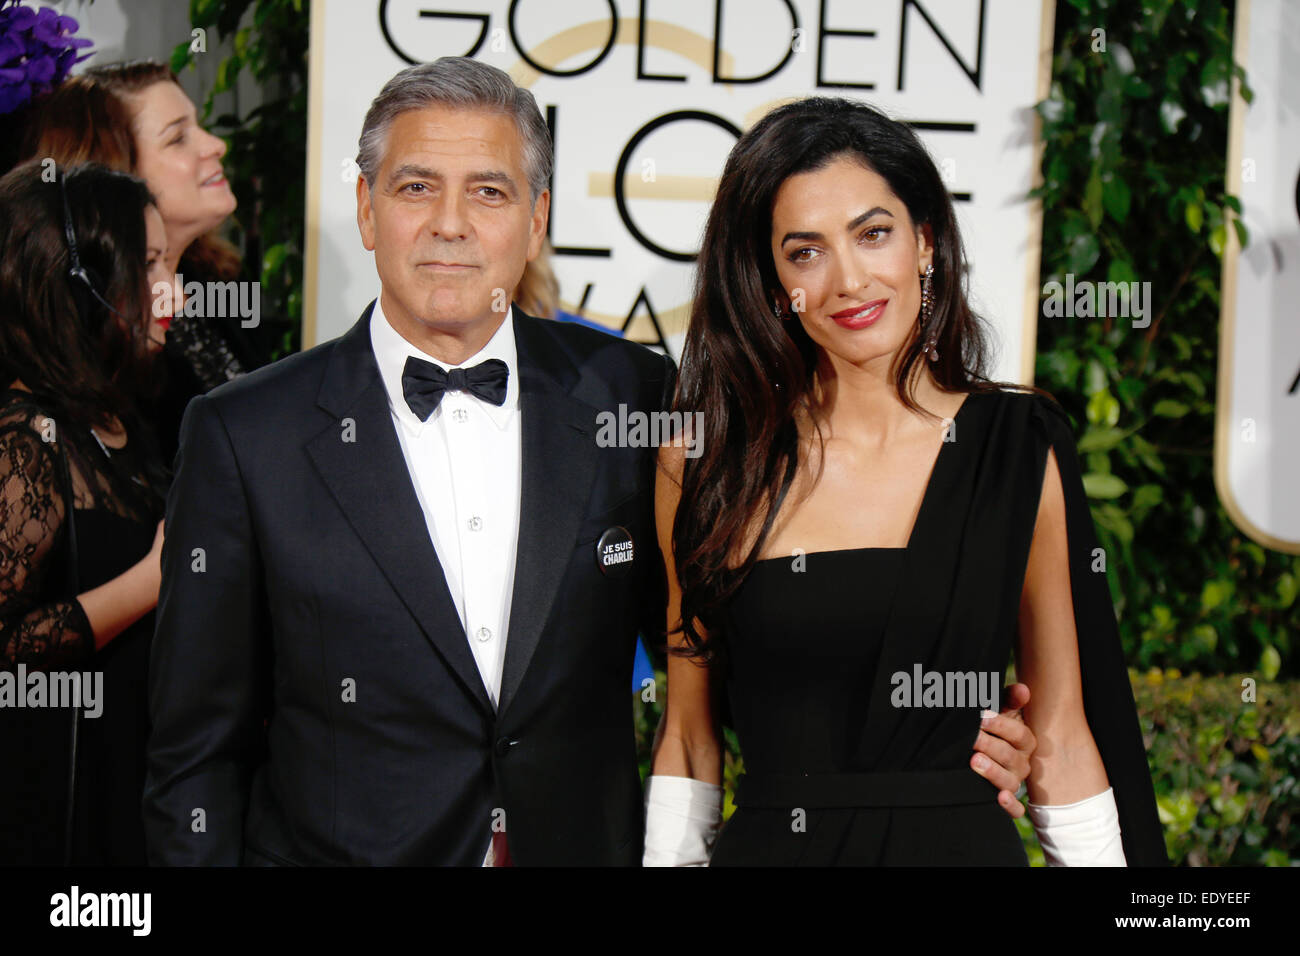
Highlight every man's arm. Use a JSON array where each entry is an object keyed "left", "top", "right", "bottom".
[{"left": 143, "top": 394, "right": 271, "bottom": 865}]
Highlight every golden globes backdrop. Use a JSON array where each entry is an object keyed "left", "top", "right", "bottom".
[
  {"left": 1217, "top": 0, "right": 1300, "bottom": 553},
  {"left": 304, "top": 0, "right": 1053, "bottom": 383}
]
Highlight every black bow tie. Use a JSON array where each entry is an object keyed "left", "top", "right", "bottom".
[{"left": 401, "top": 355, "right": 509, "bottom": 420}]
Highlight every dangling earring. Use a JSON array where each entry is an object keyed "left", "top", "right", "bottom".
[
  {"left": 771, "top": 297, "right": 788, "bottom": 320},
  {"left": 919, "top": 264, "right": 938, "bottom": 362}
]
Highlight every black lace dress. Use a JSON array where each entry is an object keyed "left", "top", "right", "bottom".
[
  {"left": 0, "top": 389, "right": 168, "bottom": 865},
  {"left": 151, "top": 278, "right": 275, "bottom": 466}
]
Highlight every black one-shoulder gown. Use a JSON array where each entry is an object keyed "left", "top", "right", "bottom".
[{"left": 708, "top": 390, "right": 1168, "bottom": 866}]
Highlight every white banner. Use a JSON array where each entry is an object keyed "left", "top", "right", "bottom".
[
  {"left": 305, "top": 0, "right": 1052, "bottom": 383},
  {"left": 1217, "top": 0, "right": 1300, "bottom": 553}
]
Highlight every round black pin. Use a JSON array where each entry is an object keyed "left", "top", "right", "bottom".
[{"left": 596, "top": 526, "right": 635, "bottom": 577}]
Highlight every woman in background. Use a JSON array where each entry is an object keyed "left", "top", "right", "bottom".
[
  {"left": 0, "top": 162, "right": 172, "bottom": 864},
  {"left": 21, "top": 60, "right": 272, "bottom": 462}
]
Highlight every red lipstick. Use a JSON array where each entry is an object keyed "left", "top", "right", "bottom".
[{"left": 830, "top": 299, "right": 887, "bottom": 330}]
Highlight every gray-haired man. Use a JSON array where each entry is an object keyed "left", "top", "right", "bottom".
[{"left": 144, "top": 56, "right": 674, "bottom": 865}]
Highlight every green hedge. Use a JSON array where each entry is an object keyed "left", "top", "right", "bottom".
[{"left": 1034, "top": 0, "right": 1296, "bottom": 678}]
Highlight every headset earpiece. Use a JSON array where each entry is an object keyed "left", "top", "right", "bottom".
[{"left": 59, "top": 170, "right": 123, "bottom": 319}]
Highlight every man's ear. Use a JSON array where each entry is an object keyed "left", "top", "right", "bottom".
[
  {"left": 525, "top": 189, "right": 551, "bottom": 262},
  {"left": 357, "top": 174, "right": 376, "bottom": 252}
]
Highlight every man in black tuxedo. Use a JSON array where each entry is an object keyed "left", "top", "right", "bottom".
[
  {"left": 144, "top": 58, "right": 1037, "bottom": 866},
  {"left": 143, "top": 57, "right": 672, "bottom": 865}
]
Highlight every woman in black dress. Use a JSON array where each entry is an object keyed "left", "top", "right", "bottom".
[
  {"left": 0, "top": 162, "right": 171, "bottom": 864},
  {"left": 643, "top": 98, "right": 1166, "bottom": 866}
]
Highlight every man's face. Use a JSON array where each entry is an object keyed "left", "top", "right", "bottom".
[{"left": 357, "top": 105, "right": 549, "bottom": 345}]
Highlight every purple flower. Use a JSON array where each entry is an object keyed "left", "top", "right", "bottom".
[{"left": 0, "top": 1, "right": 95, "bottom": 115}]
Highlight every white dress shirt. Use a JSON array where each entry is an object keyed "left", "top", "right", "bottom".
[{"left": 369, "top": 298, "right": 522, "bottom": 867}]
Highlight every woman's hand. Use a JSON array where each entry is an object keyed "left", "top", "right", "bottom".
[
  {"left": 970, "top": 681, "right": 1037, "bottom": 819},
  {"left": 79, "top": 517, "right": 165, "bottom": 651}
]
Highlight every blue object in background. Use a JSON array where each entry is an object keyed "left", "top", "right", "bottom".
[
  {"left": 632, "top": 637, "right": 655, "bottom": 695},
  {"left": 554, "top": 310, "right": 657, "bottom": 694},
  {"left": 555, "top": 309, "right": 618, "bottom": 333}
]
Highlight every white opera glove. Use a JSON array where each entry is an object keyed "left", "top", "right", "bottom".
[
  {"left": 642, "top": 774, "right": 723, "bottom": 866},
  {"left": 1027, "top": 786, "right": 1127, "bottom": 866}
]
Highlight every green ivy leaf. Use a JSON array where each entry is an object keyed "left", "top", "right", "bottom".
[
  {"left": 215, "top": 56, "right": 236, "bottom": 94},
  {"left": 1087, "top": 390, "right": 1121, "bottom": 426},
  {"left": 262, "top": 242, "right": 288, "bottom": 286},
  {"left": 1209, "top": 223, "right": 1226, "bottom": 256},
  {"left": 1066, "top": 231, "right": 1101, "bottom": 274},
  {"left": 1107, "top": 257, "right": 1138, "bottom": 288},
  {"left": 1103, "top": 175, "right": 1131, "bottom": 223},
  {"left": 1179, "top": 371, "right": 1206, "bottom": 397},
  {"left": 193, "top": 0, "right": 223, "bottom": 23},
  {"left": 1077, "top": 427, "right": 1126, "bottom": 452},
  {"left": 1096, "top": 503, "right": 1134, "bottom": 544},
  {"left": 1153, "top": 399, "right": 1190, "bottom": 418},
  {"left": 1085, "top": 166, "right": 1105, "bottom": 230},
  {"left": 1192, "top": 624, "right": 1218, "bottom": 653},
  {"left": 1260, "top": 645, "right": 1281, "bottom": 682},
  {"left": 1277, "top": 573, "right": 1297, "bottom": 609},
  {"left": 1185, "top": 201, "right": 1203, "bottom": 233},
  {"left": 1201, "top": 579, "right": 1231, "bottom": 612},
  {"left": 1085, "top": 359, "right": 1108, "bottom": 395},
  {"left": 170, "top": 40, "right": 191, "bottom": 75},
  {"left": 1083, "top": 473, "right": 1128, "bottom": 499},
  {"left": 1132, "top": 483, "right": 1164, "bottom": 511}
]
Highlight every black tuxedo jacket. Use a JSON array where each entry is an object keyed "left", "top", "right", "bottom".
[{"left": 143, "top": 304, "right": 674, "bottom": 865}]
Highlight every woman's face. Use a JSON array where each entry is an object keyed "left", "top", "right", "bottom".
[
  {"left": 769, "top": 155, "right": 933, "bottom": 375},
  {"left": 144, "top": 204, "right": 174, "bottom": 352},
  {"left": 127, "top": 80, "right": 236, "bottom": 254}
]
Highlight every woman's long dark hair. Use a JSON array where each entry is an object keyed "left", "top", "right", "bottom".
[
  {"left": 671, "top": 96, "right": 1008, "bottom": 661},
  {"left": 0, "top": 161, "right": 160, "bottom": 429}
]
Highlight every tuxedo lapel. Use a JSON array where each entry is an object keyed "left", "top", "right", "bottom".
[
  {"left": 497, "top": 312, "right": 600, "bottom": 719},
  {"left": 305, "top": 302, "right": 495, "bottom": 717}
]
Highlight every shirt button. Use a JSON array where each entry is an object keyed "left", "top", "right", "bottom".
[
  {"left": 468, "top": 516, "right": 482, "bottom": 531},
  {"left": 476, "top": 626, "right": 492, "bottom": 642},
  {"left": 452, "top": 408, "right": 468, "bottom": 423}
]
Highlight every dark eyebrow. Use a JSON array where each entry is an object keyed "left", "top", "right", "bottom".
[
  {"left": 780, "top": 206, "right": 895, "bottom": 245},
  {"left": 847, "top": 206, "right": 894, "bottom": 230}
]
